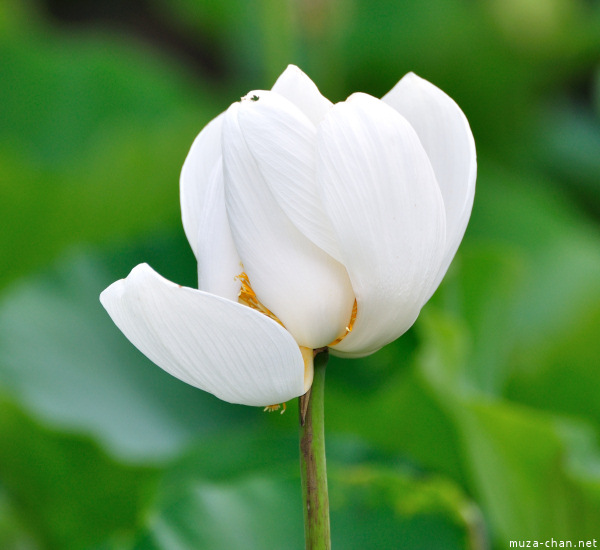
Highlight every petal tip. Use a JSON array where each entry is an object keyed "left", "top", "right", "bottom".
[
  {"left": 284, "top": 63, "right": 303, "bottom": 74},
  {"left": 402, "top": 71, "right": 420, "bottom": 80},
  {"left": 395, "top": 71, "right": 431, "bottom": 93},
  {"left": 100, "top": 263, "right": 156, "bottom": 307},
  {"left": 275, "top": 64, "right": 310, "bottom": 85}
]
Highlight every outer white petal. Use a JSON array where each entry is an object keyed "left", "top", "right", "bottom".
[
  {"left": 180, "top": 114, "right": 242, "bottom": 300},
  {"left": 100, "top": 264, "right": 306, "bottom": 407},
  {"left": 195, "top": 161, "right": 242, "bottom": 301},
  {"left": 383, "top": 73, "right": 476, "bottom": 297},
  {"left": 222, "top": 101, "right": 355, "bottom": 349},
  {"left": 236, "top": 90, "right": 342, "bottom": 262},
  {"left": 180, "top": 114, "right": 223, "bottom": 257},
  {"left": 271, "top": 64, "right": 333, "bottom": 126},
  {"left": 317, "top": 93, "right": 446, "bottom": 355}
]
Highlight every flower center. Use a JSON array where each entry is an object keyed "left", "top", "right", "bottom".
[
  {"left": 237, "top": 270, "right": 357, "bottom": 347},
  {"left": 236, "top": 270, "right": 356, "bottom": 412}
]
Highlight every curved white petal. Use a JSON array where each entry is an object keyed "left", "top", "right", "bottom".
[
  {"left": 222, "top": 101, "right": 355, "bottom": 349},
  {"left": 271, "top": 65, "right": 333, "bottom": 126},
  {"left": 180, "top": 114, "right": 224, "bottom": 258},
  {"left": 100, "top": 264, "right": 306, "bottom": 407},
  {"left": 195, "top": 161, "right": 242, "bottom": 301},
  {"left": 317, "top": 93, "right": 446, "bottom": 354},
  {"left": 236, "top": 90, "right": 342, "bottom": 262},
  {"left": 383, "top": 73, "right": 476, "bottom": 297},
  {"left": 181, "top": 114, "right": 242, "bottom": 299}
]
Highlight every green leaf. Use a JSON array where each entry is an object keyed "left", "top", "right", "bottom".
[
  {"left": 457, "top": 399, "right": 600, "bottom": 543},
  {"left": 127, "top": 433, "right": 477, "bottom": 550},
  {"left": 329, "top": 466, "right": 481, "bottom": 550},
  {"left": 0, "top": 243, "right": 257, "bottom": 464},
  {"left": 0, "top": 1, "right": 221, "bottom": 289},
  {"left": 451, "top": 163, "right": 600, "bottom": 416},
  {"left": 415, "top": 307, "right": 600, "bottom": 546},
  {"left": 506, "top": 303, "right": 600, "bottom": 426},
  {"left": 133, "top": 475, "right": 302, "bottom": 550},
  {"left": 0, "top": 396, "right": 158, "bottom": 550},
  {"left": 326, "top": 357, "right": 467, "bottom": 484},
  {"left": 0, "top": 482, "right": 40, "bottom": 550}
]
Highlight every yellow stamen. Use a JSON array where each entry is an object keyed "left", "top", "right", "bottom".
[
  {"left": 237, "top": 270, "right": 290, "bottom": 414},
  {"left": 236, "top": 271, "right": 284, "bottom": 327},
  {"left": 264, "top": 402, "right": 286, "bottom": 414},
  {"left": 327, "top": 299, "right": 358, "bottom": 346}
]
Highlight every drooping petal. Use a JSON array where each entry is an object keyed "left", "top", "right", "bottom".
[
  {"left": 236, "top": 90, "right": 341, "bottom": 262},
  {"left": 195, "top": 161, "right": 242, "bottom": 301},
  {"left": 383, "top": 73, "right": 476, "bottom": 297},
  {"left": 100, "top": 264, "right": 307, "bottom": 407},
  {"left": 180, "top": 114, "right": 224, "bottom": 258},
  {"left": 317, "top": 93, "right": 446, "bottom": 355},
  {"left": 222, "top": 101, "right": 355, "bottom": 349},
  {"left": 271, "top": 64, "right": 333, "bottom": 126}
]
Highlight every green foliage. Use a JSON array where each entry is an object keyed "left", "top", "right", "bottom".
[
  {"left": 1, "top": 0, "right": 599, "bottom": 548},
  {"left": 0, "top": 397, "right": 158, "bottom": 550},
  {"left": 0, "top": 1, "right": 220, "bottom": 289}
]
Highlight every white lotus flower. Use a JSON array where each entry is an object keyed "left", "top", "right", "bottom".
[{"left": 100, "top": 65, "right": 476, "bottom": 408}]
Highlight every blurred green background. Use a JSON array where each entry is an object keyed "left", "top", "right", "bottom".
[{"left": 1, "top": 0, "right": 600, "bottom": 548}]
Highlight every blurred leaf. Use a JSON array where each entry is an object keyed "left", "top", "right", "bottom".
[
  {"left": 0, "top": 483, "right": 41, "bottom": 550},
  {"left": 0, "top": 1, "right": 206, "bottom": 165},
  {"left": 506, "top": 302, "right": 600, "bottom": 427},
  {"left": 0, "top": 396, "right": 158, "bottom": 550},
  {"left": 414, "top": 162, "right": 600, "bottom": 545},
  {"left": 457, "top": 399, "right": 600, "bottom": 543},
  {"left": 454, "top": 162, "right": 600, "bottom": 405},
  {"left": 326, "top": 356, "right": 467, "bottom": 484},
  {"left": 468, "top": 162, "right": 585, "bottom": 253},
  {"left": 414, "top": 306, "right": 600, "bottom": 546},
  {"left": 0, "top": 1, "right": 221, "bottom": 289},
  {"left": 533, "top": 100, "right": 600, "bottom": 214},
  {"left": 433, "top": 245, "right": 527, "bottom": 395},
  {"left": 329, "top": 466, "right": 483, "bottom": 550},
  {"left": 0, "top": 240, "right": 258, "bottom": 463},
  {"left": 126, "top": 431, "right": 478, "bottom": 550},
  {"left": 486, "top": 0, "right": 599, "bottom": 58},
  {"left": 132, "top": 475, "right": 302, "bottom": 550}
]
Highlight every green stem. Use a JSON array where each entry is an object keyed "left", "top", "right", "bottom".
[{"left": 299, "top": 349, "right": 331, "bottom": 550}]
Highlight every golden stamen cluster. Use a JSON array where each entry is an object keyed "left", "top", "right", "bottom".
[
  {"left": 264, "top": 403, "right": 287, "bottom": 414},
  {"left": 236, "top": 271, "right": 284, "bottom": 327}
]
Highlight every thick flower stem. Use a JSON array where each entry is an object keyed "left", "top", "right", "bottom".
[{"left": 299, "top": 349, "right": 331, "bottom": 550}]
